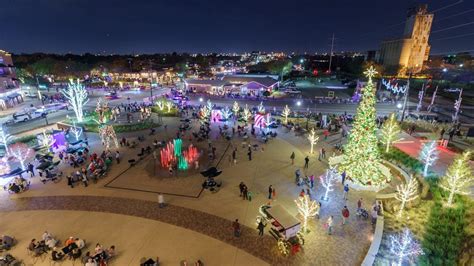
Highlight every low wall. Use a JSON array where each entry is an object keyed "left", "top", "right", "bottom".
[{"left": 361, "top": 200, "right": 385, "bottom": 266}]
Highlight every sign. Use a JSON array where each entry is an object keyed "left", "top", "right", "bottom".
[{"left": 328, "top": 91, "right": 334, "bottom": 98}]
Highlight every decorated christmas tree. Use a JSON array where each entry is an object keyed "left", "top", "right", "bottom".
[{"left": 340, "top": 66, "right": 384, "bottom": 186}]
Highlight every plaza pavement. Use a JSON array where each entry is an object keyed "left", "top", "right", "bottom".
[{"left": 1, "top": 116, "right": 376, "bottom": 265}]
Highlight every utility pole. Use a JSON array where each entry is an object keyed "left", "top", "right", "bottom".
[{"left": 328, "top": 33, "right": 335, "bottom": 73}]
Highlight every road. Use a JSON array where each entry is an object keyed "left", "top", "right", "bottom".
[
  {"left": 4, "top": 89, "right": 167, "bottom": 135},
  {"left": 4, "top": 89, "right": 402, "bottom": 135}
]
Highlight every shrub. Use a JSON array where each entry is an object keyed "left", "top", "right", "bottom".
[
  {"left": 419, "top": 200, "right": 467, "bottom": 265},
  {"left": 151, "top": 107, "right": 179, "bottom": 117}
]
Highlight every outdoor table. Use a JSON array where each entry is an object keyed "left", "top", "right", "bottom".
[{"left": 61, "top": 242, "right": 78, "bottom": 254}]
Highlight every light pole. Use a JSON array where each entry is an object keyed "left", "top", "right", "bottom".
[{"left": 400, "top": 73, "right": 411, "bottom": 122}]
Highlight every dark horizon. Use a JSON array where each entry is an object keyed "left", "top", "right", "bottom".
[{"left": 2, "top": 0, "right": 473, "bottom": 55}]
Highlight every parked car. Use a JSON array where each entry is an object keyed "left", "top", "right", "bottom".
[
  {"left": 7, "top": 108, "right": 46, "bottom": 124},
  {"left": 36, "top": 103, "right": 68, "bottom": 113}
]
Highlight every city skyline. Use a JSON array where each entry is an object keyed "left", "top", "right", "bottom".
[{"left": 2, "top": 0, "right": 473, "bottom": 54}]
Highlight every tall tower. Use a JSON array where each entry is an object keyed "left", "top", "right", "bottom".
[
  {"left": 378, "top": 5, "right": 433, "bottom": 75},
  {"left": 404, "top": 4, "right": 433, "bottom": 73}
]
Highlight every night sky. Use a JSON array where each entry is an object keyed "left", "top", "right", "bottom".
[{"left": 2, "top": 0, "right": 473, "bottom": 54}]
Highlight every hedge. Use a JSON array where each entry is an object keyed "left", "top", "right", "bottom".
[{"left": 419, "top": 193, "right": 468, "bottom": 265}]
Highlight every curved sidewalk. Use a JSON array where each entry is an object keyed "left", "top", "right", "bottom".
[{"left": 0, "top": 195, "right": 295, "bottom": 265}]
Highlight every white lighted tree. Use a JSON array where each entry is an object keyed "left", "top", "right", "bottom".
[
  {"left": 242, "top": 104, "right": 251, "bottom": 123},
  {"left": 206, "top": 99, "right": 213, "bottom": 111},
  {"left": 62, "top": 79, "right": 89, "bottom": 122},
  {"left": 166, "top": 101, "right": 173, "bottom": 113},
  {"left": 282, "top": 105, "right": 291, "bottom": 124},
  {"left": 0, "top": 127, "right": 15, "bottom": 155},
  {"left": 221, "top": 106, "right": 232, "bottom": 120},
  {"left": 439, "top": 151, "right": 473, "bottom": 206},
  {"left": 389, "top": 228, "right": 423, "bottom": 266},
  {"left": 232, "top": 101, "right": 240, "bottom": 118},
  {"left": 307, "top": 128, "right": 319, "bottom": 154},
  {"left": 320, "top": 168, "right": 340, "bottom": 201},
  {"left": 200, "top": 105, "right": 211, "bottom": 120},
  {"left": 295, "top": 195, "right": 319, "bottom": 232},
  {"left": 70, "top": 122, "right": 83, "bottom": 141},
  {"left": 9, "top": 143, "right": 33, "bottom": 170},
  {"left": 38, "top": 130, "right": 56, "bottom": 148},
  {"left": 395, "top": 177, "right": 419, "bottom": 218},
  {"left": 381, "top": 113, "right": 401, "bottom": 152},
  {"left": 156, "top": 101, "right": 165, "bottom": 111},
  {"left": 419, "top": 141, "right": 439, "bottom": 177},
  {"left": 257, "top": 101, "right": 265, "bottom": 114}
]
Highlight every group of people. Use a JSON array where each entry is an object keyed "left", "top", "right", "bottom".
[
  {"left": 3, "top": 176, "right": 30, "bottom": 194},
  {"left": 26, "top": 231, "right": 115, "bottom": 266}
]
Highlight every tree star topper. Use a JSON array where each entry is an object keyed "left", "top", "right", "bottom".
[{"left": 364, "top": 66, "right": 378, "bottom": 80}]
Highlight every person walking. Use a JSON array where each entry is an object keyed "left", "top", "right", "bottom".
[
  {"left": 341, "top": 206, "right": 350, "bottom": 225},
  {"left": 309, "top": 175, "right": 315, "bottom": 189},
  {"left": 318, "top": 148, "right": 322, "bottom": 161},
  {"left": 232, "top": 219, "right": 241, "bottom": 237},
  {"left": 357, "top": 198, "right": 363, "bottom": 211},
  {"left": 343, "top": 184, "right": 349, "bottom": 200},
  {"left": 115, "top": 151, "right": 120, "bottom": 164},
  {"left": 232, "top": 148, "right": 237, "bottom": 165},
  {"left": 247, "top": 150, "right": 252, "bottom": 161},
  {"left": 158, "top": 193, "right": 165, "bottom": 208},
  {"left": 67, "top": 175, "right": 74, "bottom": 188},
  {"left": 341, "top": 171, "right": 346, "bottom": 185},
  {"left": 242, "top": 185, "right": 248, "bottom": 200},
  {"left": 290, "top": 152, "right": 295, "bottom": 165},
  {"left": 304, "top": 156, "right": 309, "bottom": 169},
  {"left": 272, "top": 187, "right": 276, "bottom": 199},
  {"left": 326, "top": 216, "right": 333, "bottom": 235},
  {"left": 27, "top": 163, "right": 35, "bottom": 177},
  {"left": 257, "top": 221, "right": 265, "bottom": 236},
  {"left": 239, "top": 182, "right": 245, "bottom": 197},
  {"left": 82, "top": 174, "right": 88, "bottom": 187},
  {"left": 268, "top": 185, "right": 273, "bottom": 199},
  {"left": 321, "top": 148, "right": 326, "bottom": 159}
]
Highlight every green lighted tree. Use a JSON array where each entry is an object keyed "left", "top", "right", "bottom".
[{"left": 339, "top": 66, "right": 383, "bottom": 186}]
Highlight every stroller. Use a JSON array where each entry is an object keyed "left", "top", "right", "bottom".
[{"left": 356, "top": 208, "right": 369, "bottom": 219}]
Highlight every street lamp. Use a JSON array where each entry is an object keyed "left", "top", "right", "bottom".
[
  {"left": 199, "top": 97, "right": 203, "bottom": 102},
  {"left": 297, "top": 100, "right": 301, "bottom": 106}
]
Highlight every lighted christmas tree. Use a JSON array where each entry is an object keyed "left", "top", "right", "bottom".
[{"left": 339, "top": 66, "right": 383, "bottom": 186}]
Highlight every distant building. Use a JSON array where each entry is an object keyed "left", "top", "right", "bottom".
[
  {"left": 378, "top": 5, "right": 433, "bottom": 75},
  {"left": 0, "top": 50, "right": 19, "bottom": 90},
  {"left": 0, "top": 50, "right": 22, "bottom": 110},
  {"left": 365, "top": 50, "right": 377, "bottom": 62},
  {"left": 185, "top": 74, "right": 279, "bottom": 96}
]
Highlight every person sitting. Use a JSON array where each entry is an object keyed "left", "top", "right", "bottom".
[
  {"left": 105, "top": 245, "right": 116, "bottom": 259},
  {"left": 75, "top": 238, "right": 85, "bottom": 249},
  {"left": 51, "top": 247, "right": 64, "bottom": 261},
  {"left": 70, "top": 247, "right": 82, "bottom": 260},
  {"left": 41, "top": 231, "right": 52, "bottom": 241},
  {"left": 44, "top": 236, "right": 57, "bottom": 249},
  {"left": 81, "top": 251, "right": 92, "bottom": 265},
  {"left": 1, "top": 235, "right": 14, "bottom": 250},
  {"left": 85, "top": 257, "right": 97, "bottom": 266},
  {"left": 65, "top": 236, "right": 75, "bottom": 247}
]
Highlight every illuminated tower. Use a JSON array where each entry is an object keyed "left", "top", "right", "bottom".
[{"left": 378, "top": 5, "right": 433, "bottom": 75}]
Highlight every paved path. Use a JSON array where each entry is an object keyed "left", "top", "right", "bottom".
[{"left": 0, "top": 195, "right": 293, "bottom": 265}]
